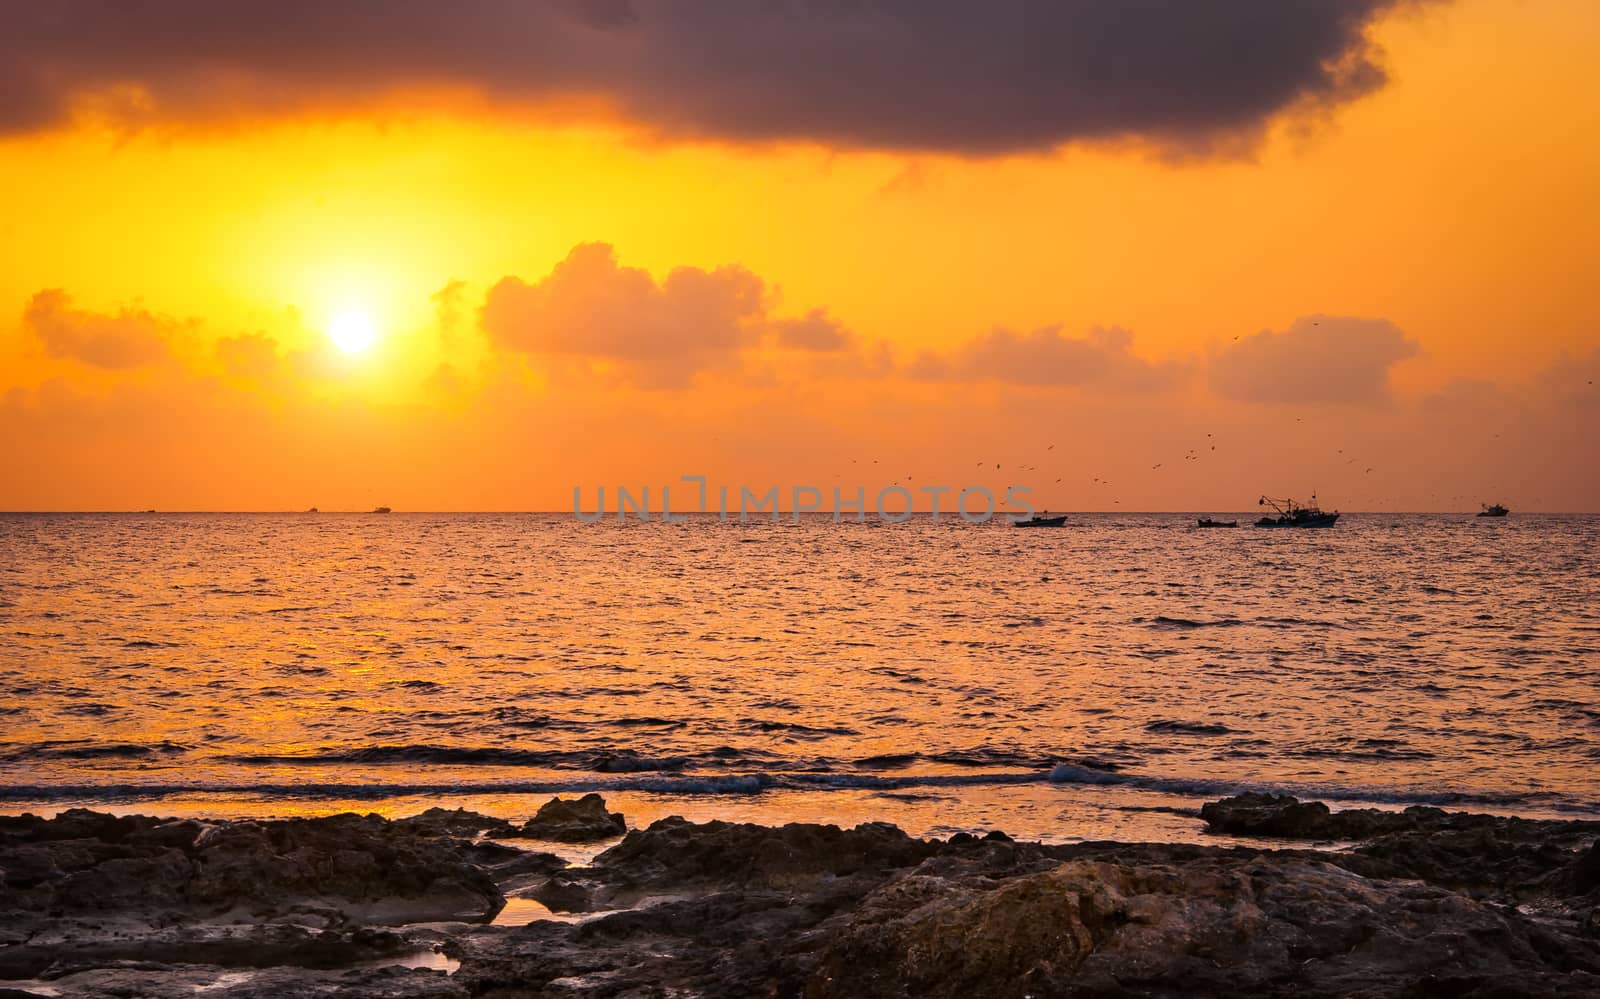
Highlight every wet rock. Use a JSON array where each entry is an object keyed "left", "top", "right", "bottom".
[
  {"left": 0, "top": 808, "right": 160, "bottom": 845},
  {"left": 1200, "top": 792, "right": 1413, "bottom": 839},
  {"left": 1574, "top": 840, "right": 1600, "bottom": 894},
  {"left": 1202, "top": 792, "right": 1600, "bottom": 845},
  {"left": 1200, "top": 794, "right": 1600, "bottom": 904},
  {"left": 808, "top": 855, "right": 1600, "bottom": 998},
  {"left": 506, "top": 794, "right": 626, "bottom": 843},
  {"left": 0, "top": 810, "right": 504, "bottom": 926},
  {"left": 593, "top": 817, "right": 940, "bottom": 892},
  {"left": 394, "top": 807, "right": 514, "bottom": 839},
  {"left": 13, "top": 961, "right": 467, "bottom": 999},
  {"left": 7, "top": 807, "right": 1600, "bottom": 997},
  {"left": 0, "top": 924, "right": 417, "bottom": 980}
]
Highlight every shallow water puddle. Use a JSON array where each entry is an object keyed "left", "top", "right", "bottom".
[
  {"left": 346, "top": 948, "right": 461, "bottom": 974},
  {"left": 493, "top": 895, "right": 631, "bottom": 926}
]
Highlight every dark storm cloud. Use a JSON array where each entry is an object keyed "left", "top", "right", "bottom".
[
  {"left": 1211, "top": 315, "right": 1420, "bottom": 404},
  {"left": 0, "top": 0, "right": 1428, "bottom": 152}
]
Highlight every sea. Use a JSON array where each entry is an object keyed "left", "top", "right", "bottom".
[{"left": 1, "top": 512, "right": 1595, "bottom": 844}]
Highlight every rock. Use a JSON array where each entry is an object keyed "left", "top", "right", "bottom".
[
  {"left": 507, "top": 794, "right": 626, "bottom": 843},
  {"left": 1200, "top": 794, "right": 1600, "bottom": 904},
  {"left": 592, "top": 817, "right": 939, "bottom": 893},
  {"left": 0, "top": 923, "right": 418, "bottom": 981},
  {"left": 0, "top": 809, "right": 504, "bottom": 926},
  {"left": 1201, "top": 792, "right": 1343, "bottom": 837},
  {"left": 808, "top": 855, "right": 1600, "bottom": 998},
  {"left": 394, "top": 807, "right": 515, "bottom": 839},
  {"left": 1202, "top": 793, "right": 1600, "bottom": 845},
  {"left": 6, "top": 807, "right": 1600, "bottom": 997},
  {"left": 1575, "top": 840, "right": 1600, "bottom": 894}
]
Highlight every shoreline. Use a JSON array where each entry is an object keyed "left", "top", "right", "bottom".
[{"left": 3, "top": 793, "right": 1597, "bottom": 997}]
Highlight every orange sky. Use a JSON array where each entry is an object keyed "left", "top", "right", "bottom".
[{"left": 1, "top": 0, "right": 1596, "bottom": 511}]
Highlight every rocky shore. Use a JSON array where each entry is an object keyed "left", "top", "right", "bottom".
[{"left": 2, "top": 793, "right": 1598, "bottom": 997}]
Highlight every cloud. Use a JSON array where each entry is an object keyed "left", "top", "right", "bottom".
[
  {"left": 772, "top": 309, "right": 852, "bottom": 352},
  {"left": 23, "top": 289, "right": 172, "bottom": 369},
  {"left": 1, "top": 1, "right": 1433, "bottom": 153},
  {"left": 911, "top": 324, "right": 1185, "bottom": 390},
  {"left": 1211, "top": 315, "right": 1420, "bottom": 403},
  {"left": 215, "top": 332, "right": 283, "bottom": 381},
  {"left": 480, "top": 242, "right": 766, "bottom": 388}
]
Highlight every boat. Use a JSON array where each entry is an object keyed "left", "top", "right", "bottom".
[
  {"left": 1254, "top": 494, "right": 1339, "bottom": 528},
  {"left": 305, "top": 506, "right": 318, "bottom": 513},
  {"left": 1197, "top": 518, "right": 1237, "bottom": 528},
  {"left": 372, "top": 506, "right": 392, "bottom": 514},
  {"left": 1014, "top": 514, "right": 1068, "bottom": 528},
  {"left": 1477, "top": 503, "right": 1508, "bottom": 518}
]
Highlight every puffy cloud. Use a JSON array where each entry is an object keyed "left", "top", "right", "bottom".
[
  {"left": 772, "top": 309, "right": 852, "bottom": 352},
  {"left": 480, "top": 242, "right": 766, "bottom": 388},
  {"left": 22, "top": 289, "right": 171, "bottom": 369},
  {"left": 910, "top": 324, "right": 1185, "bottom": 390},
  {"left": 1, "top": 1, "right": 1434, "bottom": 153},
  {"left": 1211, "top": 315, "right": 1420, "bottom": 404}
]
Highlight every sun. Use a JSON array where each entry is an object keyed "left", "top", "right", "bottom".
[{"left": 328, "top": 307, "right": 379, "bottom": 355}]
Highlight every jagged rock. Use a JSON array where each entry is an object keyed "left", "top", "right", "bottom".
[
  {"left": 592, "top": 817, "right": 940, "bottom": 892},
  {"left": 808, "top": 855, "right": 1600, "bottom": 998},
  {"left": 0, "top": 923, "right": 418, "bottom": 981},
  {"left": 1200, "top": 793, "right": 1600, "bottom": 904},
  {"left": 0, "top": 810, "right": 504, "bottom": 926},
  {"left": 1202, "top": 792, "right": 1600, "bottom": 845},
  {"left": 1575, "top": 840, "right": 1600, "bottom": 894},
  {"left": 506, "top": 794, "right": 627, "bottom": 843},
  {"left": 6, "top": 808, "right": 1600, "bottom": 997},
  {"left": 394, "top": 807, "right": 515, "bottom": 839}
]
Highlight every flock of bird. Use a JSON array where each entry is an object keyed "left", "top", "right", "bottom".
[{"left": 833, "top": 432, "right": 1520, "bottom": 512}]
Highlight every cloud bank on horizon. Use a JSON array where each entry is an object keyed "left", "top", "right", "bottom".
[
  {"left": 6, "top": 239, "right": 1595, "bottom": 512},
  {"left": 2, "top": 0, "right": 1431, "bottom": 152}
]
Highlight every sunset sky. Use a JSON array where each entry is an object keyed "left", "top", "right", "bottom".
[{"left": 1, "top": 0, "right": 1595, "bottom": 512}]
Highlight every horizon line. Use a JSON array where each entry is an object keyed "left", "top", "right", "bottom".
[{"left": 0, "top": 509, "right": 1586, "bottom": 517}]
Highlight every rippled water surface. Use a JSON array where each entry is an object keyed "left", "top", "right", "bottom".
[{"left": 1, "top": 513, "right": 1595, "bottom": 840}]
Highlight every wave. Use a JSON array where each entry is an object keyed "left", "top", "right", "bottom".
[
  {"left": 1144, "top": 720, "right": 1235, "bottom": 736},
  {"left": 1043, "top": 763, "right": 1573, "bottom": 811},
  {"left": 208, "top": 744, "right": 1064, "bottom": 773},
  {"left": 0, "top": 740, "right": 190, "bottom": 761},
  {"left": 1, "top": 763, "right": 1591, "bottom": 817},
  {"left": 1145, "top": 616, "right": 1243, "bottom": 630}
]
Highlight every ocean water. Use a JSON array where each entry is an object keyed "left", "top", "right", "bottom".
[{"left": 1, "top": 512, "right": 1595, "bottom": 843}]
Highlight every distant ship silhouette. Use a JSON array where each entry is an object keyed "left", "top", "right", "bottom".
[
  {"left": 1255, "top": 494, "right": 1339, "bottom": 528},
  {"left": 1014, "top": 513, "right": 1067, "bottom": 528}
]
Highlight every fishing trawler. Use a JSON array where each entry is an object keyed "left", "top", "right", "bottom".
[
  {"left": 1477, "top": 503, "right": 1508, "bottom": 518},
  {"left": 1255, "top": 494, "right": 1339, "bottom": 528},
  {"left": 1014, "top": 513, "right": 1068, "bottom": 528}
]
